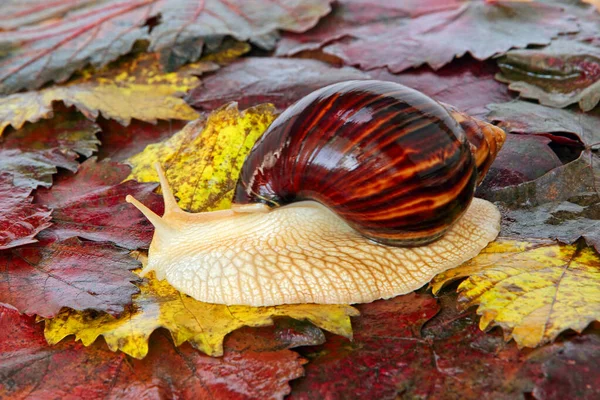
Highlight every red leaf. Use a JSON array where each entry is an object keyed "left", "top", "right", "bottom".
[
  {"left": 96, "top": 118, "right": 186, "bottom": 162},
  {"left": 369, "top": 58, "right": 513, "bottom": 117},
  {"left": 0, "top": 0, "right": 98, "bottom": 30},
  {"left": 0, "top": 238, "right": 140, "bottom": 318},
  {"left": 0, "top": 173, "right": 51, "bottom": 250},
  {"left": 0, "top": 306, "right": 306, "bottom": 399},
  {"left": 288, "top": 1, "right": 577, "bottom": 73},
  {"left": 34, "top": 158, "right": 164, "bottom": 250},
  {"left": 187, "top": 57, "right": 369, "bottom": 111}
]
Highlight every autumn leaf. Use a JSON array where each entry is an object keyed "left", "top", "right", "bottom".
[
  {"left": 283, "top": 0, "right": 577, "bottom": 73},
  {"left": 496, "top": 40, "right": 600, "bottom": 111},
  {"left": 0, "top": 0, "right": 99, "bottom": 30},
  {"left": 0, "top": 305, "right": 307, "bottom": 400},
  {"left": 0, "top": 238, "right": 140, "bottom": 318},
  {"left": 187, "top": 57, "right": 369, "bottom": 111},
  {"left": 45, "top": 266, "right": 358, "bottom": 359},
  {"left": 0, "top": 0, "right": 332, "bottom": 95},
  {"left": 127, "top": 103, "right": 277, "bottom": 212},
  {"left": 33, "top": 158, "right": 164, "bottom": 250},
  {"left": 431, "top": 239, "right": 600, "bottom": 348},
  {"left": 369, "top": 59, "right": 513, "bottom": 118},
  {"left": 487, "top": 100, "right": 600, "bottom": 147},
  {"left": 477, "top": 134, "right": 562, "bottom": 195},
  {"left": 0, "top": 173, "right": 51, "bottom": 250}
]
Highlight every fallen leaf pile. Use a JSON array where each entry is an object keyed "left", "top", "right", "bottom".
[{"left": 1, "top": 0, "right": 600, "bottom": 398}]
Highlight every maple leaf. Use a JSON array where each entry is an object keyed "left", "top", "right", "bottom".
[
  {"left": 0, "top": 173, "right": 51, "bottom": 250},
  {"left": 487, "top": 100, "right": 600, "bottom": 147},
  {"left": 34, "top": 158, "right": 164, "bottom": 250},
  {"left": 303, "top": 0, "right": 577, "bottom": 73},
  {"left": 0, "top": 306, "right": 307, "bottom": 400},
  {"left": 0, "top": 0, "right": 332, "bottom": 95},
  {"left": 187, "top": 57, "right": 369, "bottom": 111},
  {"left": 44, "top": 266, "right": 358, "bottom": 359},
  {"left": 496, "top": 39, "right": 600, "bottom": 111},
  {"left": 0, "top": 238, "right": 140, "bottom": 318},
  {"left": 127, "top": 103, "right": 277, "bottom": 212},
  {"left": 431, "top": 239, "right": 600, "bottom": 348}
]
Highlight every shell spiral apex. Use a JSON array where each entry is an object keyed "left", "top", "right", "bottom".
[{"left": 127, "top": 80, "right": 505, "bottom": 307}]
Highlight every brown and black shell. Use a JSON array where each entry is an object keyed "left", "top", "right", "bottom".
[{"left": 233, "top": 80, "right": 505, "bottom": 246}]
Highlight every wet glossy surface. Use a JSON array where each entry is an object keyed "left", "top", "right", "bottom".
[{"left": 234, "top": 80, "right": 479, "bottom": 245}]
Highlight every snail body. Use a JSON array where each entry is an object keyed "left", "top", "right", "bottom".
[{"left": 127, "top": 81, "right": 505, "bottom": 306}]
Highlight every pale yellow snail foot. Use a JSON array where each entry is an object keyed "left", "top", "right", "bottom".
[{"left": 127, "top": 163, "right": 501, "bottom": 306}]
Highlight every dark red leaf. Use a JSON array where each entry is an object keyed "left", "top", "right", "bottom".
[
  {"left": 487, "top": 101, "right": 600, "bottom": 147},
  {"left": 0, "top": 306, "right": 306, "bottom": 399},
  {"left": 0, "top": 173, "right": 52, "bottom": 250},
  {"left": 0, "top": 238, "right": 140, "bottom": 318},
  {"left": 369, "top": 58, "right": 513, "bottom": 117},
  {"left": 96, "top": 118, "right": 186, "bottom": 162},
  {"left": 187, "top": 57, "right": 369, "bottom": 111},
  {"left": 299, "top": 1, "right": 577, "bottom": 73},
  {"left": 477, "top": 134, "right": 562, "bottom": 194},
  {"left": 34, "top": 158, "right": 163, "bottom": 250}
]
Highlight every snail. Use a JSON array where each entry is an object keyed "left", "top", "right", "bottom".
[{"left": 126, "top": 80, "right": 506, "bottom": 306}]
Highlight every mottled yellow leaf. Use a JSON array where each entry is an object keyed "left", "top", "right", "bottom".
[
  {"left": 44, "top": 267, "right": 358, "bottom": 359},
  {"left": 126, "top": 102, "right": 277, "bottom": 212},
  {"left": 0, "top": 42, "right": 250, "bottom": 135},
  {"left": 431, "top": 238, "right": 600, "bottom": 348}
]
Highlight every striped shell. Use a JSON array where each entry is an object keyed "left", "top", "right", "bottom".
[{"left": 233, "top": 80, "right": 505, "bottom": 246}]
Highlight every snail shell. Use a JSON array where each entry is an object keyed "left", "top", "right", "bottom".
[
  {"left": 234, "top": 80, "right": 505, "bottom": 246},
  {"left": 126, "top": 80, "right": 505, "bottom": 306}
]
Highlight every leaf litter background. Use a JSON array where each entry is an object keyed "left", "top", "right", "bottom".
[{"left": 1, "top": 0, "right": 600, "bottom": 399}]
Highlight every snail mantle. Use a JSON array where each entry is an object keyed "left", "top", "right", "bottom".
[{"left": 126, "top": 80, "right": 505, "bottom": 306}]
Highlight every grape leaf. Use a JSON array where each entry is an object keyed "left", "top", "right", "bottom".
[
  {"left": 276, "top": 0, "right": 463, "bottom": 56},
  {"left": 487, "top": 100, "right": 600, "bottom": 147},
  {"left": 0, "top": 305, "right": 307, "bottom": 400},
  {"left": 0, "top": 0, "right": 332, "bottom": 95},
  {"left": 431, "top": 239, "right": 600, "bottom": 348},
  {"left": 0, "top": 173, "right": 52, "bottom": 250},
  {"left": 0, "top": 238, "right": 140, "bottom": 318},
  {"left": 0, "top": 0, "right": 100, "bottom": 30},
  {"left": 45, "top": 268, "right": 358, "bottom": 359},
  {"left": 369, "top": 58, "right": 513, "bottom": 118},
  {"left": 0, "top": 149, "right": 73, "bottom": 190},
  {"left": 127, "top": 103, "right": 277, "bottom": 212},
  {"left": 34, "top": 158, "right": 164, "bottom": 250},
  {"left": 496, "top": 40, "right": 600, "bottom": 111},
  {"left": 187, "top": 57, "right": 369, "bottom": 111},
  {"left": 320, "top": 1, "right": 577, "bottom": 72}
]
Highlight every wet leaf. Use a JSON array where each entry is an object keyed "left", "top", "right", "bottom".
[
  {"left": 477, "top": 134, "right": 562, "bottom": 194},
  {"left": 0, "top": 173, "right": 51, "bottom": 250},
  {"left": 0, "top": 51, "right": 212, "bottom": 135},
  {"left": 0, "top": 305, "right": 307, "bottom": 400},
  {"left": 0, "top": 149, "right": 72, "bottom": 190},
  {"left": 431, "top": 239, "right": 600, "bottom": 348},
  {"left": 496, "top": 40, "right": 600, "bottom": 111},
  {"left": 187, "top": 57, "right": 369, "bottom": 111},
  {"left": 0, "top": 0, "right": 99, "bottom": 30},
  {"left": 0, "top": 238, "right": 140, "bottom": 318},
  {"left": 276, "top": 0, "right": 463, "bottom": 56},
  {"left": 303, "top": 1, "right": 577, "bottom": 73},
  {"left": 487, "top": 100, "right": 600, "bottom": 147},
  {"left": 369, "top": 58, "right": 513, "bottom": 118},
  {"left": 45, "top": 267, "right": 357, "bottom": 359},
  {"left": 127, "top": 103, "right": 277, "bottom": 212},
  {"left": 34, "top": 158, "right": 164, "bottom": 250},
  {"left": 0, "top": 0, "right": 332, "bottom": 94}
]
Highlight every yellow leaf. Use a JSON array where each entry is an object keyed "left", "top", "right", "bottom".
[
  {"left": 126, "top": 102, "right": 277, "bottom": 212},
  {"left": 0, "top": 41, "right": 250, "bottom": 136},
  {"left": 44, "top": 267, "right": 358, "bottom": 359},
  {"left": 431, "top": 238, "right": 600, "bottom": 348}
]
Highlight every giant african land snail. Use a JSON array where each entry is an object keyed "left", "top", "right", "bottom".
[{"left": 126, "top": 80, "right": 506, "bottom": 306}]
